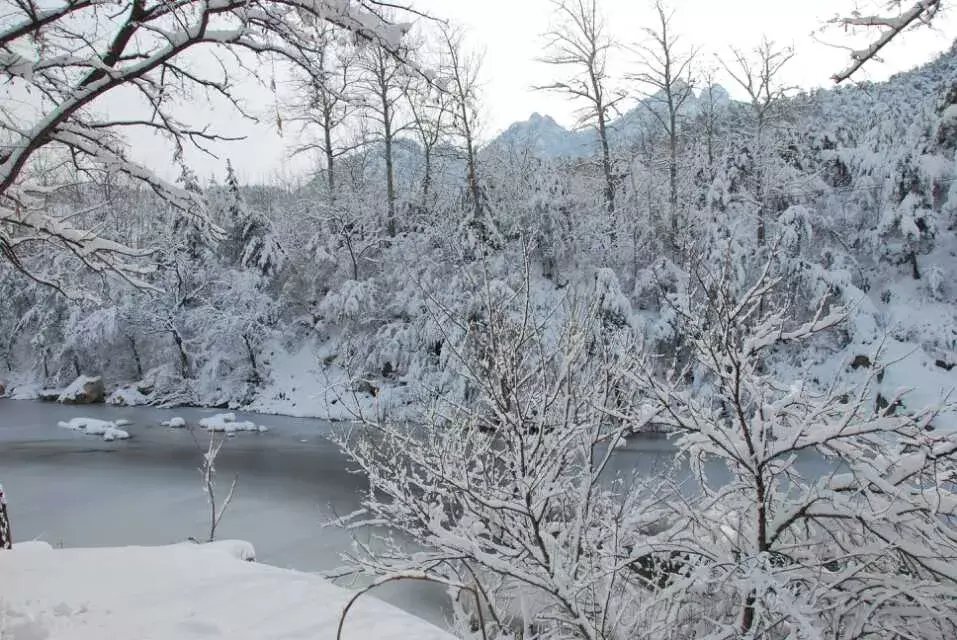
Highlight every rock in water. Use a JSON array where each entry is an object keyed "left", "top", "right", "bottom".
[
  {"left": 58, "top": 376, "right": 105, "bottom": 404},
  {"left": 37, "top": 388, "right": 63, "bottom": 402}
]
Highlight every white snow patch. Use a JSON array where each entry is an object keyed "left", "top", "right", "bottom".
[
  {"left": 9, "top": 383, "right": 41, "bottom": 400},
  {"left": 247, "top": 339, "right": 402, "bottom": 420},
  {"left": 107, "top": 386, "right": 149, "bottom": 406},
  {"left": 0, "top": 543, "right": 454, "bottom": 640},
  {"left": 57, "top": 417, "right": 130, "bottom": 441},
  {"left": 204, "top": 539, "right": 257, "bottom": 561},
  {"left": 161, "top": 417, "right": 187, "bottom": 428},
  {"left": 198, "top": 413, "right": 268, "bottom": 433}
]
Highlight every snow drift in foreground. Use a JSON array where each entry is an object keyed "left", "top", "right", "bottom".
[
  {"left": 0, "top": 542, "right": 454, "bottom": 640},
  {"left": 57, "top": 417, "right": 130, "bottom": 441}
]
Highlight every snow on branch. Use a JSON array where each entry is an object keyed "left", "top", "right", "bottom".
[
  {"left": 0, "top": 0, "right": 420, "bottom": 290},
  {"left": 831, "top": 0, "right": 943, "bottom": 83}
]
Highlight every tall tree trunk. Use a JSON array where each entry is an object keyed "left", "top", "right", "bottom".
[
  {"left": 668, "top": 105, "right": 679, "bottom": 246},
  {"left": 463, "top": 119, "right": 485, "bottom": 240},
  {"left": 381, "top": 86, "right": 396, "bottom": 237},
  {"left": 422, "top": 149, "right": 432, "bottom": 204},
  {"left": 597, "top": 112, "right": 615, "bottom": 217},
  {"left": 323, "top": 103, "right": 335, "bottom": 200},
  {"left": 908, "top": 250, "right": 921, "bottom": 280}
]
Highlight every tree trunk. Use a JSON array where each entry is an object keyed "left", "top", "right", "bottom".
[
  {"left": 381, "top": 85, "right": 396, "bottom": 237},
  {"left": 422, "top": 148, "right": 432, "bottom": 204},
  {"left": 323, "top": 105, "right": 335, "bottom": 200},
  {"left": 668, "top": 105, "right": 679, "bottom": 246},
  {"left": 908, "top": 250, "right": 921, "bottom": 280},
  {"left": 0, "top": 485, "right": 12, "bottom": 550},
  {"left": 128, "top": 334, "right": 143, "bottom": 379},
  {"left": 597, "top": 113, "right": 615, "bottom": 217},
  {"left": 243, "top": 334, "right": 261, "bottom": 384},
  {"left": 464, "top": 125, "right": 485, "bottom": 240},
  {"left": 171, "top": 328, "right": 190, "bottom": 379}
]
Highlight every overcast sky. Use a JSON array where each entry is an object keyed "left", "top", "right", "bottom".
[{"left": 146, "top": 0, "right": 956, "bottom": 184}]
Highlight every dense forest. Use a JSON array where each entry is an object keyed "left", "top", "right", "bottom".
[{"left": 2, "top": 36, "right": 955, "bottom": 421}]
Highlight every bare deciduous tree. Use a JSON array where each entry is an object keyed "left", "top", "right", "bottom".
[
  {"left": 439, "top": 26, "right": 491, "bottom": 242},
  {"left": 358, "top": 42, "right": 411, "bottom": 237},
  {"left": 190, "top": 425, "right": 239, "bottom": 543},
  {"left": 405, "top": 54, "right": 452, "bottom": 207},
  {"left": 0, "top": 0, "right": 414, "bottom": 287},
  {"left": 538, "top": 0, "right": 624, "bottom": 219},
  {"left": 720, "top": 39, "right": 795, "bottom": 246},
  {"left": 631, "top": 251, "right": 957, "bottom": 638},
  {"left": 629, "top": 0, "right": 696, "bottom": 245},
  {"left": 287, "top": 25, "right": 364, "bottom": 201}
]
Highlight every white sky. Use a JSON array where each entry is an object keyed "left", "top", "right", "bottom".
[
  {"left": 414, "top": 0, "right": 956, "bottom": 134},
  {"left": 140, "top": 0, "right": 957, "bottom": 184}
]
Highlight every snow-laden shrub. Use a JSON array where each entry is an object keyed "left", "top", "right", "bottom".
[{"left": 319, "top": 280, "right": 377, "bottom": 325}]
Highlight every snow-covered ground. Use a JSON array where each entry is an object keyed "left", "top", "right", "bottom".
[
  {"left": 0, "top": 541, "right": 454, "bottom": 640},
  {"left": 0, "top": 399, "right": 452, "bottom": 625},
  {"left": 246, "top": 339, "right": 408, "bottom": 421}
]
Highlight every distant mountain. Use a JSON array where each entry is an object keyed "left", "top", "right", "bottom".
[
  {"left": 485, "top": 112, "right": 592, "bottom": 160},
  {"left": 484, "top": 85, "right": 733, "bottom": 159}
]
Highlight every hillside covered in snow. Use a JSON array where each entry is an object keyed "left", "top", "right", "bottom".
[{"left": 2, "top": 47, "right": 955, "bottom": 424}]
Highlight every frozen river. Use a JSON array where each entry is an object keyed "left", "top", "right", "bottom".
[
  {"left": 0, "top": 398, "right": 739, "bottom": 626},
  {"left": 0, "top": 399, "right": 453, "bottom": 623}
]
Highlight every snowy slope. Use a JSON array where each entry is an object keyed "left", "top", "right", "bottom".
[{"left": 0, "top": 542, "right": 454, "bottom": 640}]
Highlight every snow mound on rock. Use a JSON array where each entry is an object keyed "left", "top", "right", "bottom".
[
  {"left": 57, "top": 376, "right": 105, "bottom": 404},
  {"left": 198, "top": 413, "right": 268, "bottom": 433},
  {"left": 57, "top": 417, "right": 130, "bottom": 441}
]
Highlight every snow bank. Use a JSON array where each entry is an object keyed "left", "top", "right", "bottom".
[
  {"left": 0, "top": 543, "right": 454, "bottom": 640},
  {"left": 199, "top": 413, "right": 269, "bottom": 433},
  {"left": 107, "top": 386, "right": 149, "bottom": 406},
  {"left": 8, "top": 383, "right": 41, "bottom": 400},
  {"left": 57, "top": 417, "right": 130, "bottom": 441},
  {"left": 247, "top": 340, "right": 406, "bottom": 421}
]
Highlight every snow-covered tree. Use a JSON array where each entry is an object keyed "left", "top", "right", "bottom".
[
  {"left": 0, "top": 0, "right": 413, "bottom": 287},
  {"left": 629, "top": 1, "right": 696, "bottom": 243},
  {"left": 538, "top": 0, "right": 624, "bottom": 218},
  {"left": 629, "top": 255, "right": 957, "bottom": 638}
]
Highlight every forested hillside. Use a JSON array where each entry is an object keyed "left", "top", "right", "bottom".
[{"left": 2, "top": 44, "right": 955, "bottom": 421}]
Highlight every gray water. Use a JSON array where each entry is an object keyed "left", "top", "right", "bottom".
[{"left": 0, "top": 399, "right": 451, "bottom": 623}]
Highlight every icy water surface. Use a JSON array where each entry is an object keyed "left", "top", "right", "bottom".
[
  {"left": 0, "top": 399, "right": 449, "bottom": 623},
  {"left": 0, "top": 399, "right": 830, "bottom": 626}
]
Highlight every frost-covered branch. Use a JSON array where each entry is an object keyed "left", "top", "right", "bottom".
[
  {"left": 0, "top": 0, "right": 417, "bottom": 289},
  {"left": 831, "top": 1, "right": 943, "bottom": 82}
]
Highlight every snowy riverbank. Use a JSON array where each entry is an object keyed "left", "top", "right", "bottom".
[{"left": 0, "top": 541, "right": 454, "bottom": 640}]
